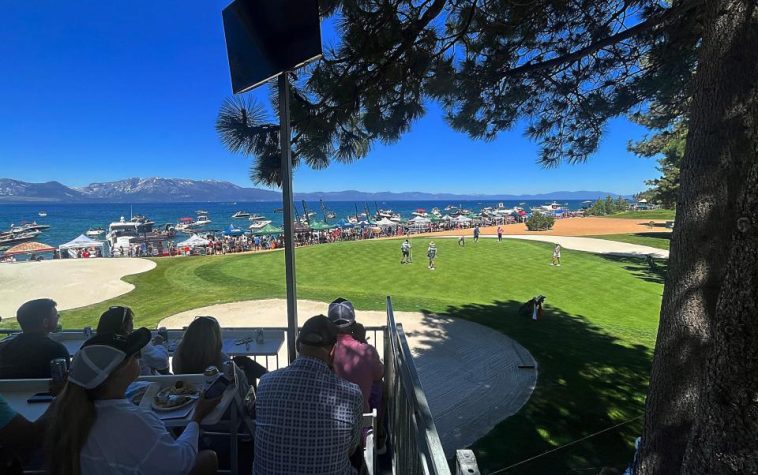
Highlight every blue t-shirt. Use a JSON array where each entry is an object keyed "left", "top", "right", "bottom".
[{"left": 0, "top": 395, "right": 18, "bottom": 430}]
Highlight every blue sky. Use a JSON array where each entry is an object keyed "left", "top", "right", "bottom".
[{"left": 0, "top": 2, "right": 657, "bottom": 195}]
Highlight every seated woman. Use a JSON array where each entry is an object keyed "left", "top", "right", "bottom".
[
  {"left": 97, "top": 306, "right": 170, "bottom": 375},
  {"left": 46, "top": 329, "right": 219, "bottom": 475}
]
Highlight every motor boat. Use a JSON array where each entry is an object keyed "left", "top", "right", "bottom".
[
  {"left": 85, "top": 227, "right": 105, "bottom": 237},
  {"left": 9, "top": 222, "right": 50, "bottom": 233},
  {"left": 430, "top": 208, "right": 441, "bottom": 217},
  {"left": 0, "top": 230, "right": 41, "bottom": 246},
  {"left": 195, "top": 212, "right": 212, "bottom": 228},
  {"left": 248, "top": 214, "right": 268, "bottom": 221},
  {"left": 531, "top": 201, "right": 564, "bottom": 214},
  {"left": 232, "top": 211, "right": 251, "bottom": 219},
  {"left": 411, "top": 208, "right": 427, "bottom": 217},
  {"left": 38, "top": 211, "right": 47, "bottom": 217},
  {"left": 249, "top": 219, "right": 273, "bottom": 230}
]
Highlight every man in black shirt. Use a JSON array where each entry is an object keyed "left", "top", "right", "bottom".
[{"left": 0, "top": 299, "right": 70, "bottom": 379}]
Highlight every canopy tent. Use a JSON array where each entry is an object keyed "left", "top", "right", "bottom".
[
  {"left": 59, "top": 234, "right": 105, "bottom": 250},
  {"left": 223, "top": 224, "right": 244, "bottom": 237},
  {"left": 308, "top": 221, "right": 334, "bottom": 231},
  {"left": 374, "top": 217, "right": 398, "bottom": 227},
  {"left": 3, "top": 241, "right": 55, "bottom": 256},
  {"left": 252, "top": 223, "right": 284, "bottom": 235},
  {"left": 453, "top": 215, "right": 473, "bottom": 224},
  {"left": 407, "top": 216, "right": 431, "bottom": 224},
  {"left": 335, "top": 218, "right": 354, "bottom": 228},
  {"left": 176, "top": 235, "right": 210, "bottom": 248},
  {"left": 428, "top": 215, "right": 441, "bottom": 223},
  {"left": 440, "top": 214, "right": 453, "bottom": 221}
]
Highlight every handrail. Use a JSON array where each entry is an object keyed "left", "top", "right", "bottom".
[{"left": 385, "top": 296, "right": 451, "bottom": 475}]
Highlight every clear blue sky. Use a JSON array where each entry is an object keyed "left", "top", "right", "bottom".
[{"left": 0, "top": 2, "right": 657, "bottom": 195}]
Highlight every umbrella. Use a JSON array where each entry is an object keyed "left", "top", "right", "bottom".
[
  {"left": 252, "top": 223, "right": 284, "bottom": 235},
  {"left": 4, "top": 241, "right": 55, "bottom": 256}
]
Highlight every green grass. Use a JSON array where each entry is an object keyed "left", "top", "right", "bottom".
[
  {"left": 607, "top": 209, "right": 676, "bottom": 220},
  {"left": 27, "top": 239, "right": 666, "bottom": 473},
  {"left": 586, "top": 232, "right": 672, "bottom": 250}
]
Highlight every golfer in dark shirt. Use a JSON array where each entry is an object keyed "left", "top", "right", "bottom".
[{"left": 0, "top": 299, "right": 69, "bottom": 379}]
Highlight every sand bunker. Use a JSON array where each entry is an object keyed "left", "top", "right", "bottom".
[
  {"left": 159, "top": 299, "right": 537, "bottom": 455},
  {"left": 0, "top": 258, "right": 155, "bottom": 320}
]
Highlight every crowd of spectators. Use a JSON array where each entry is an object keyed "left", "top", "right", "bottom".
[{"left": 0, "top": 297, "right": 385, "bottom": 474}]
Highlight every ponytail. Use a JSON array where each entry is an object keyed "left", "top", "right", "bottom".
[{"left": 46, "top": 383, "right": 97, "bottom": 475}]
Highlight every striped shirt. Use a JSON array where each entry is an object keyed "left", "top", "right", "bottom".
[{"left": 254, "top": 356, "right": 363, "bottom": 475}]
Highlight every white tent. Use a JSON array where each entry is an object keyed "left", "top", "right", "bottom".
[
  {"left": 453, "top": 215, "right": 473, "bottom": 224},
  {"left": 408, "top": 216, "right": 431, "bottom": 224},
  {"left": 440, "top": 214, "right": 453, "bottom": 221},
  {"left": 177, "top": 234, "right": 210, "bottom": 248},
  {"left": 375, "top": 217, "right": 398, "bottom": 227},
  {"left": 59, "top": 234, "right": 105, "bottom": 250}
]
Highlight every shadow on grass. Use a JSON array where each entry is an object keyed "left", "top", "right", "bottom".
[
  {"left": 632, "top": 232, "right": 672, "bottom": 240},
  {"left": 412, "top": 300, "right": 652, "bottom": 474},
  {"left": 599, "top": 255, "right": 668, "bottom": 284}
]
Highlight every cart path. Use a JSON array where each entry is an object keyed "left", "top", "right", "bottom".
[
  {"left": 159, "top": 299, "right": 537, "bottom": 456},
  {"left": 0, "top": 258, "right": 155, "bottom": 321},
  {"left": 431, "top": 234, "right": 669, "bottom": 259}
]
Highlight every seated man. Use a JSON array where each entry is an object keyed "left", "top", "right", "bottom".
[
  {"left": 328, "top": 298, "right": 386, "bottom": 454},
  {"left": 254, "top": 315, "right": 363, "bottom": 475},
  {"left": 0, "top": 299, "right": 69, "bottom": 379}
]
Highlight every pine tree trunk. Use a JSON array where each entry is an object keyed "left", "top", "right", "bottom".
[{"left": 636, "top": 0, "right": 758, "bottom": 472}]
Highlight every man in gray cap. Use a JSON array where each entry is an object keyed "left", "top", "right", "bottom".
[
  {"left": 254, "top": 315, "right": 363, "bottom": 474},
  {"left": 328, "top": 298, "right": 386, "bottom": 453}
]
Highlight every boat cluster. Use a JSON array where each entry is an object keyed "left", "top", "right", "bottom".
[{"left": 0, "top": 222, "right": 51, "bottom": 248}]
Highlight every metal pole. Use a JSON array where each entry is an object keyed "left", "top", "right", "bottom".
[{"left": 278, "top": 73, "right": 298, "bottom": 363}]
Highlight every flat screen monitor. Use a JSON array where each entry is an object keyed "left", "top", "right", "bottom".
[{"left": 222, "top": 0, "right": 323, "bottom": 93}]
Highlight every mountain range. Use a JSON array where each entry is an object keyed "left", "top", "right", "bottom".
[{"left": 0, "top": 177, "right": 628, "bottom": 203}]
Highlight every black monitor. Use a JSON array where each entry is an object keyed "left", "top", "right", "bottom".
[{"left": 222, "top": 0, "right": 323, "bottom": 94}]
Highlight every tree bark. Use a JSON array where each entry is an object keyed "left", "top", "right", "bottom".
[{"left": 636, "top": 0, "right": 758, "bottom": 473}]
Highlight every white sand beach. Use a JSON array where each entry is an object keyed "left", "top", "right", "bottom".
[{"left": 0, "top": 258, "right": 155, "bottom": 321}]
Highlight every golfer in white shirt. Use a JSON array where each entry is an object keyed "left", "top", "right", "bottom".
[{"left": 46, "top": 329, "right": 220, "bottom": 475}]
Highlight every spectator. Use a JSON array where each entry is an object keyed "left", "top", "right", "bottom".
[
  {"left": 328, "top": 298, "right": 386, "bottom": 454},
  {"left": 0, "top": 299, "right": 69, "bottom": 379},
  {"left": 46, "top": 329, "right": 219, "bottom": 475},
  {"left": 97, "top": 306, "right": 170, "bottom": 375},
  {"left": 254, "top": 315, "right": 363, "bottom": 475},
  {"left": 172, "top": 316, "right": 261, "bottom": 393}
]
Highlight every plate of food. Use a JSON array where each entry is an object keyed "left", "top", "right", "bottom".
[{"left": 151, "top": 381, "right": 199, "bottom": 411}]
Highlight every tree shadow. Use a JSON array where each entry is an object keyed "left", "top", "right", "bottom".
[
  {"left": 632, "top": 232, "right": 672, "bottom": 240},
  {"left": 410, "top": 299, "right": 652, "bottom": 474},
  {"left": 598, "top": 254, "right": 668, "bottom": 284}
]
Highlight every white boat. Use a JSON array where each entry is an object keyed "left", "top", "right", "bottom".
[
  {"left": 530, "top": 202, "right": 564, "bottom": 214},
  {"left": 411, "top": 208, "right": 428, "bottom": 218},
  {"left": 431, "top": 207, "right": 441, "bottom": 217},
  {"left": 249, "top": 220, "right": 273, "bottom": 230},
  {"left": 248, "top": 214, "right": 268, "bottom": 221},
  {"left": 232, "top": 211, "right": 251, "bottom": 219},
  {"left": 38, "top": 211, "right": 47, "bottom": 217},
  {"left": 107, "top": 216, "right": 155, "bottom": 247},
  {"left": 9, "top": 222, "right": 50, "bottom": 233},
  {"left": 86, "top": 227, "right": 105, "bottom": 237},
  {"left": 195, "top": 213, "right": 212, "bottom": 228}
]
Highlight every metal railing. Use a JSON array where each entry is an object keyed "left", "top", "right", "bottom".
[{"left": 384, "top": 296, "right": 452, "bottom": 475}]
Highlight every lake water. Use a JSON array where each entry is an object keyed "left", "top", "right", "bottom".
[{"left": 0, "top": 199, "right": 588, "bottom": 249}]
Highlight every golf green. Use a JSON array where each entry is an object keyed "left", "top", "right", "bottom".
[{"left": 61, "top": 238, "right": 663, "bottom": 473}]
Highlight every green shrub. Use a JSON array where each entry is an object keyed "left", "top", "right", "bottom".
[{"left": 526, "top": 211, "right": 555, "bottom": 231}]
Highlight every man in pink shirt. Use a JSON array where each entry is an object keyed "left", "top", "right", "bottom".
[{"left": 328, "top": 298, "right": 384, "bottom": 413}]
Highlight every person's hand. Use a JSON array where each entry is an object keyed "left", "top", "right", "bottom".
[{"left": 192, "top": 393, "right": 221, "bottom": 424}]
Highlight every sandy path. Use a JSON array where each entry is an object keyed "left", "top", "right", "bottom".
[
  {"left": 159, "top": 299, "right": 537, "bottom": 455},
  {"left": 424, "top": 216, "right": 671, "bottom": 237},
  {"left": 0, "top": 258, "right": 155, "bottom": 320}
]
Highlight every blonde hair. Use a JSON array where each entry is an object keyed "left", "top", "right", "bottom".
[{"left": 173, "top": 316, "right": 223, "bottom": 374}]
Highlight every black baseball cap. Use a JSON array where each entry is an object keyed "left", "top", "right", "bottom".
[{"left": 297, "top": 315, "right": 338, "bottom": 347}]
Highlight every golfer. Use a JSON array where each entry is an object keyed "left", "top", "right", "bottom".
[
  {"left": 427, "top": 242, "right": 437, "bottom": 270},
  {"left": 401, "top": 239, "right": 411, "bottom": 264},
  {"left": 551, "top": 243, "right": 561, "bottom": 266}
]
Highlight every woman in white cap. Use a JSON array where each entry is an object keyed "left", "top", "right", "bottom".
[{"left": 46, "top": 329, "right": 220, "bottom": 475}]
